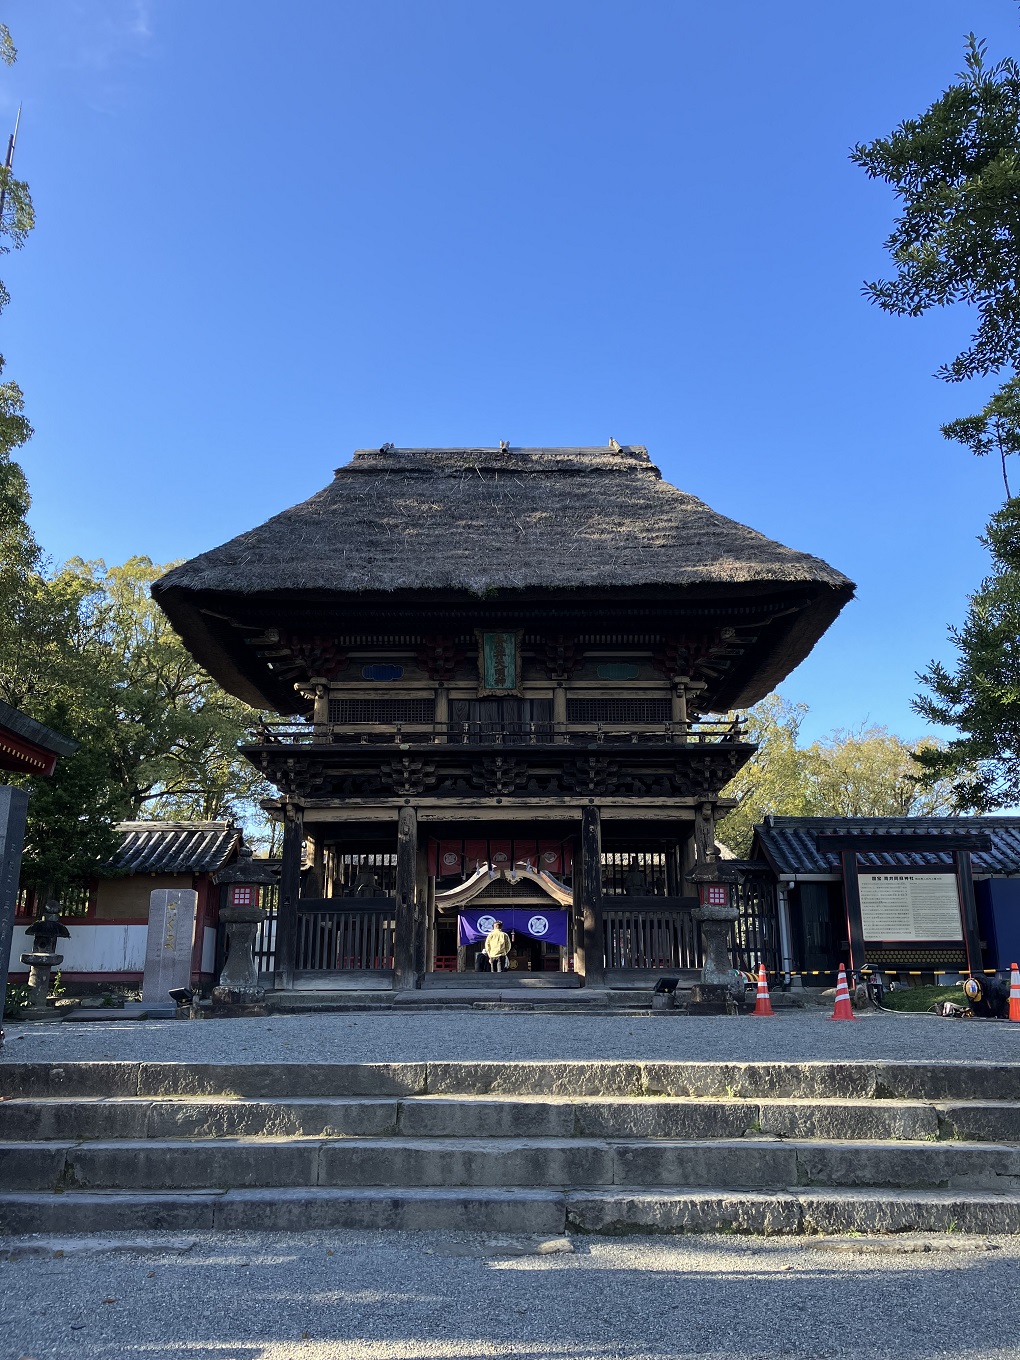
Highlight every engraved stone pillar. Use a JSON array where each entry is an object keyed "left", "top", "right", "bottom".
[{"left": 141, "top": 889, "right": 198, "bottom": 1002}]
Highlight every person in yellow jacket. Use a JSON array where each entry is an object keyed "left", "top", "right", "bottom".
[{"left": 483, "top": 920, "right": 512, "bottom": 973}]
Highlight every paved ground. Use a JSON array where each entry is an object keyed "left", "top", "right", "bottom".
[
  {"left": 3, "top": 1009, "right": 1020, "bottom": 1066},
  {"left": 1, "top": 1228, "right": 1018, "bottom": 1360}
]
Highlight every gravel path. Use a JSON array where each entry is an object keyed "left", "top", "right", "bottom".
[
  {"left": 1, "top": 1228, "right": 1018, "bottom": 1359},
  {"left": 4, "top": 1009, "right": 1020, "bottom": 1065}
]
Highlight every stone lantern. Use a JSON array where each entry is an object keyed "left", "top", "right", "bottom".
[
  {"left": 690, "top": 868, "right": 743, "bottom": 1013},
  {"left": 212, "top": 847, "right": 277, "bottom": 1007},
  {"left": 21, "top": 899, "right": 71, "bottom": 1014}
]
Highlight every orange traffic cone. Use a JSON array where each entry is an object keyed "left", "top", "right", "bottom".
[
  {"left": 828, "top": 963, "right": 857, "bottom": 1021},
  {"left": 752, "top": 963, "right": 774, "bottom": 1017},
  {"left": 1009, "top": 964, "right": 1020, "bottom": 1022}
]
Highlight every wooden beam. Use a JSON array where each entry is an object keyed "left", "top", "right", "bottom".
[
  {"left": 954, "top": 850, "right": 985, "bottom": 974},
  {"left": 580, "top": 806, "right": 605, "bottom": 986},
  {"left": 275, "top": 806, "right": 303, "bottom": 991},
  {"left": 393, "top": 806, "right": 419, "bottom": 990}
]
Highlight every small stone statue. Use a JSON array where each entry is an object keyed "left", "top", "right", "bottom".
[{"left": 622, "top": 858, "right": 646, "bottom": 896}]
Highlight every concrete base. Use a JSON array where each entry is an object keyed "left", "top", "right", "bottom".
[{"left": 686, "top": 984, "right": 737, "bottom": 1016}]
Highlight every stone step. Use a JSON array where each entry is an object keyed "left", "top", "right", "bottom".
[
  {"left": 3, "top": 1060, "right": 1020, "bottom": 1101},
  {"left": 3, "top": 1185, "right": 1020, "bottom": 1236},
  {"left": 6, "top": 1135, "right": 1020, "bottom": 1192},
  {"left": 4, "top": 1094, "right": 1014, "bottom": 1142}
]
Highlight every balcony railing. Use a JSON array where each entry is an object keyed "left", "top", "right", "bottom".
[{"left": 253, "top": 718, "right": 746, "bottom": 748}]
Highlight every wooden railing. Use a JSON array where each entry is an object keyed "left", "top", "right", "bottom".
[
  {"left": 254, "top": 719, "right": 746, "bottom": 748},
  {"left": 294, "top": 897, "right": 396, "bottom": 972},
  {"left": 602, "top": 896, "right": 701, "bottom": 971}
]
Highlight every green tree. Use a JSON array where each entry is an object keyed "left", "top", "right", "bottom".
[
  {"left": 803, "top": 725, "right": 957, "bottom": 819},
  {"left": 851, "top": 34, "right": 1020, "bottom": 389},
  {"left": 914, "top": 500, "right": 1020, "bottom": 810},
  {"left": 0, "top": 557, "right": 273, "bottom": 893},
  {"left": 719, "top": 696, "right": 960, "bottom": 855},
  {"left": 717, "top": 695, "right": 812, "bottom": 856}
]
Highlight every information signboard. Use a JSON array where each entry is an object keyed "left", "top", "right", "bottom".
[{"left": 858, "top": 873, "right": 962, "bottom": 942}]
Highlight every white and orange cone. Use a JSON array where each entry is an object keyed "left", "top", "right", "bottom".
[
  {"left": 752, "top": 963, "right": 774, "bottom": 1017},
  {"left": 1009, "top": 963, "right": 1020, "bottom": 1022},
  {"left": 828, "top": 963, "right": 857, "bottom": 1021}
]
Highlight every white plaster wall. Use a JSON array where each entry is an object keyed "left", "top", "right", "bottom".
[
  {"left": 201, "top": 925, "right": 216, "bottom": 975},
  {"left": 8, "top": 924, "right": 148, "bottom": 977}
]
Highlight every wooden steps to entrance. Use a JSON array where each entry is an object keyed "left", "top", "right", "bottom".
[{"left": 2, "top": 1060, "right": 1020, "bottom": 1236}]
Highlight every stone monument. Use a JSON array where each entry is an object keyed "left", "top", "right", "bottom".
[{"left": 141, "top": 888, "right": 198, "bottom": 1003}]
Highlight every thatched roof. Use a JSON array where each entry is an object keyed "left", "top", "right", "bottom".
[
  {"left": 158, "top": 445, "right": 850, "bottom": 596},
  {"left": 154, "top": 446, "right": 853, "bottom": 710}
]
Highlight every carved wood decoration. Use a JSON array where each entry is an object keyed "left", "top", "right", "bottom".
[
  {"left": 468, "top": 756, "right": 531, "bottom": 797},
  {"left": 416, "top": 636, "right": 464, "bottom": 683},
  {"left": 541, "top": 634, "right": 581, "bottom": 682},
  {"left": 652, "top": 629, "right": 755, "bottom": 683},
  {"left": 246, "top": 741, "right": 751, "bottom": 803},
  {"left": 282, "top": 634, "right": 349, "bottom": 681}
]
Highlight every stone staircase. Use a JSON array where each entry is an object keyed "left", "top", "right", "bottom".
[{"left": 2, "top": 1060, "right": 1020, "bottom": 1235}]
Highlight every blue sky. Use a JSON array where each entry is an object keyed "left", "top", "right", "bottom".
[{"left": 3, "top": 1, "right": 1019, "bottom": 741}]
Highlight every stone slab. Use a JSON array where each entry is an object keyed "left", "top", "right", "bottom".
[
  {"left": 567, "top": 1188, "right": 803, "bottom": 1235},
  {"left": 613, "top": 1139, "right": 799, "bottom": 1188},
  {"left": 758, "top": 1098, "right": 940, "bottom": 1142},
  {"left": 397, "top": 1097, "right": 576, "bottom": 1139},
  {"left": 0, "top": 1062, "right": 140, "bottom": 1099},
  {"left": 141, "top": 888, "right": 198, "bottom": 1004},
  {"left": 317, "top": 1137, "right": 615, "bottom": 1188},
  {"left": 212, "top": 1186, "right": 567, "bottom": 1233},
  {"left": 640, "top": 1062, "right": 880, "bottom": 1100},
  {"left": 798, "top": 1188, "right": 1020, "bottom": 1235},
  {"left": 793, "top": 1140, "right": 1020, "bottom": 1190},
  {"left": 0, "top": 1098, "right": 151, "bottom": 1141},
  {"left": 62, "top": 1139, "right": 322, "bottom": 1191},
  {"left": 145, "top": 1097, "right": 401, "bottom": 1140},
  {"left": 573, "top": 1098, "right": 760, "bottom": 1141},
  {"left": 0, "top": 1142, "right": 71, "bottom": 1192},
  {"left": 424, "top": 1061, "right": 645, "bottom": 1097},
  {"left": 136, "top": 1062, "right": 427, "bottom": 1098},
  {"left": 0, "top": 1190, "right": 220, "bottom": 1234},
  {"left": 937, "top": 1102, "right": 1020, "bottom": 1143}
]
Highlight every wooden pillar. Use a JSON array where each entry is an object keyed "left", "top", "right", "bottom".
[
  {"left": 954, "top": 850, "right": 984, "bottom": 976},
  {"left": 580, "top": 805, "right": 605, "bottom": 986},
  {"left": 839, "top": 849, "right": 867, "bottom": 978},
  {"left": 394, "top": 806, "right": 419, "bottom": 990},
  {"left": 671, "top": 678, "right": 688, "bottom": 743},
  {"left": 312, "top": 683, "right": 329, "bottom": 743},
  {"left": 694, "top": 801, "right": 717, "bottom": 868},
  {"left": 553, "top": 683, "right": 567, "bottom": 743},
  {"left": 425, "top": 873, "right": 437, "bottom": 974},
  {"left": 434, "top": 685, "right": 449, "bottom": 743},
  {"left": 275, "top": 805, "right": 303, "bottom": 991}
]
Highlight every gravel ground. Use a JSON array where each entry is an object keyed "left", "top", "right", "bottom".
[
  {"left": 1, "top": 1228, "right": 1018, "bottom": 1360},
  {"left": 3, "top": 1009, "right": 1020, "bottom": 1065}
]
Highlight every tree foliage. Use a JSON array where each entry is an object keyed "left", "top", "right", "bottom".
[
  {"left": 852, "top": 34, "right": 1020, "bottom": 387},
  {"left": 0, "top": 556, "right": 273, "bottom": 893},
  {"left": 914, "top": 499, "right": 1020, "bottom": 810},
  {"left": 719, "top": 695, "right": 959, "bottom": 856}
]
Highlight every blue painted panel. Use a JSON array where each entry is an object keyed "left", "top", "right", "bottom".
[
  {"left": 361, "top": 664, "right": 404, "bottom": 682},
  {"left": 596, "top": 663, "right": 639, "bottom": 680},
  {"left": 976, "top": 879, "right": 1020, "bottom": 971}
]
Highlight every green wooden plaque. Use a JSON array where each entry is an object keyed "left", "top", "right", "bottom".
[{"left": 476, "top": 630, "right": 523, "bottom": 695}]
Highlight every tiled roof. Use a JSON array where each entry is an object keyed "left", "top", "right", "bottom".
[
  {"left": 109, "top": 821, "right": 242, "bottom": 874},
  {"left": 753, "top": 817, "right": 1020, "bottom": 877}
]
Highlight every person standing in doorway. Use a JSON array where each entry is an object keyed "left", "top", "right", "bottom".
[{"left": 483, "top": 920, "right": 511, "bottom": 973}]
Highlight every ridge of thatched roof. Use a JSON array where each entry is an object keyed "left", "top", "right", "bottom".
[{"left": 155, "top": 446, "right": 852, "bottom": 597}]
